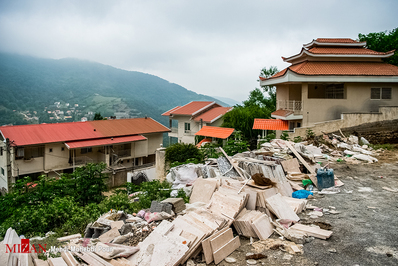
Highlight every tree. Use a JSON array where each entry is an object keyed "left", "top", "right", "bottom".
[
  {"left": 93, "top": 112, "right": 104, "bottom": 120},
  {"left": 222, "top": 66, "right": 279, "bottom": 146},
  {"left": 258, "top": 66, "right": 279, "bottom": 110},
  {"left": 358, "top": 28, "right": 398, "bottom": 66}
]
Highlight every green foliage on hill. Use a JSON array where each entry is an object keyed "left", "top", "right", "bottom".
[{"left": 0, "top": 53, "right": 224, "bottom": 126}]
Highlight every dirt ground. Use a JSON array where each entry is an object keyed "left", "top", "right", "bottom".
[{"left": 202, "top": 149, "right": 398, "bottom": 266}]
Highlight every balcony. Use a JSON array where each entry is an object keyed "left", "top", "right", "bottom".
[
  {"left": 113, "top": 149, "right": 131, "bottom": 158},
  {"left": 277, "top": 100, "right": 303, "bottom": 114},
  {"left": 73, "top": 156, "right": 99, "bottom": 166},
  {"left": 168, "top": 127, "right": 178, "bottom": 138}
]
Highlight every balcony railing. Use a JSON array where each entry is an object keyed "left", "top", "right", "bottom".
[
  {"left": 113, "top": 149, "right": 131, "bottom": 158},
  {"left": 73, "top": 156, "right": 99, "bottom": 165},
  {"left": 171, "top": 127, "right": 178, "bottom": 133},
  {"left": 277, "top": 100, "right": 303, "bottom": 114}
]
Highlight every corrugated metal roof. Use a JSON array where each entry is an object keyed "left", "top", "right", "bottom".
[
  {"left": 252, "top": 119, "right": 289, "bottom": 130},
  {"left": 65, "top": 135, "right": 147, "bottom": 149},
  {"left": 0, "top": 117, "right": 169, "bottom": 146},
  {"left": 193, "top": 107, "right": 233, "bottom": 123},
  {"left": 90, "top": 117, "right": 169, "bottom": 137},
  {"left": 194, "top": 126, "right": 234, "bottom": 139}
]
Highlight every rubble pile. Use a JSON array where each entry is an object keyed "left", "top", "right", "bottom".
[{"left": 1, "top": 136, "right": 382, "bottom": 266}]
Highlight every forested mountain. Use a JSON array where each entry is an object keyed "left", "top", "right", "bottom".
[{"left": 0, "top": 53, "right": 225, "bottom": 126}]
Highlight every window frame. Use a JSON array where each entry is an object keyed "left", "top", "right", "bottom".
[
  {"left": 184, "top": 122, "right": 191, "bottom": 133},
  {"left": 371, "top": 87, "right": 392, "bottom": 100}
]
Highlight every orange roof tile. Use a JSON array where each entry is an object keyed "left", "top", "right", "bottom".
[
  {"left": 252, "top": 119, "right": 289, "bottom": 131},
  {"left": 0, "top": 117, "right": 169, "bottom": 146},
  {"left": 195, "top": 126, "right": 234, "bottom": 139},
  {"left": 271, "top": 109, "right": 294, "bottom": 117},
  {"left": 267, "top": 61, "right": 398, "bottom": 79},
  {"left": 196, "top": 138, "right": 212, "bottom": 148},
  {"left": 308, "top": 47, "right": 392, "bottom": 55},
  {"left": 162, "top": 101, "right": 217, "bottom": 116},
  {"left": 289, "top": 61, "right": 398, "bottom": 76},
  {"left": 193, "top": 107, "right": 233, "bottom": 123}
]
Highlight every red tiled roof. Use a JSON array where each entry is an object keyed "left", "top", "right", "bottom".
[
  {"left": 315, "top": 38, "right": 357, "bottom": 43},
  {"left": 271, "top": 109, "right": 294, "bottom": 117},
  {"left": 162, "top": 106, "right": 181, "bottom": 116},
  {"left": 65, "top": 135, "right": 147, "bottom": 149},
  {"left": 267, "top": 61, "right": 398, "bottom": 79},
  {"left": 252, "top": 119, "right": 289, "bottom": 131},
  {"left": 289, "top": 61, "right": 398, "bottom": 76},
  {"left": 193, "top": 107, "right": 233, "bottom": 123},
  {"left": 162, "top": 101, "right": 217, "bottom": 116},
  {"left": 308, "top": 47, "right": 392, "bottom": 55},
  {"left": 0, "top": 117, "right": 169, "bottom": 146},
  {"left": 195, "top": 126, "right": 234, "bottom": 139}
]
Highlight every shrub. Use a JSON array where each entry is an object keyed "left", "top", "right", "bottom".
[
  {"left": 306, "top": 129, "right": 315, "bottom": 139},
  {"left": 223, "top": 138, "right": 249, "bottom": 156},
  {"left": 201, "top": 143, "right": 222, "bottom": 159},
  {"left": 0, "top": 197, "right": 102, "bottom": 238},
  {"left": 165, "top": 143, "right": 203, "bottom": 164},
  {"left": 280, "top": 131, "right": 290, "bottom": 141},
  {"left": 293, "top": 136, "right": 303, "bottom": 143}
]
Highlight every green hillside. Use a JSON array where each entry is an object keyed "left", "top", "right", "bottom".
[{"left": 0, "top": 53, "right": 226, "bottom": 126}]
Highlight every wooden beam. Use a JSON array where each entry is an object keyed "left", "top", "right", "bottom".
[{"left": 285, "top": 142, "right": 316, "bottom": 175}]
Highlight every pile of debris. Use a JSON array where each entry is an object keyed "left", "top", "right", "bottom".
[{"left": 4, "top": 137, "right": 375, "bottom": 266}]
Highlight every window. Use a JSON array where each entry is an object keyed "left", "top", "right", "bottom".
[
  {"left": 1, "top": 167, "right": 4, "bottom": 175},
  {"left": 81, "top": 147, "right": 92, "bottom": 154},
  {"left": 61, "top": 147, "right": 65, "bottom": 151},
  {"left": 49, "top": 148, "right": 53, "bottom": 152},
  {"left": 21, "top": 146, "right": 45, "bottom": 159},
  {"left": 325, "top": 84, "right": 344, "bottom": 99},
  {"left": 17, "top": 148, "right": 24, "bottom": 158},
  {"left": 184, "top": 122, "right": 191, "bottom": 132},
  {"left": 0, "top": 147, "right": 3, "bottom": 156},
  {"left": 371, "top": 88, "right": 392, "bottom": 99}
]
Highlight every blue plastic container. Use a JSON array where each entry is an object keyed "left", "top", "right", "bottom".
[{"left": 316, "top": 168, "right": 334, "bottom": 191}]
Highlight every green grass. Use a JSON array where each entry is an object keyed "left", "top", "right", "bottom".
[{"left": 369, "top": 144, "right": 397, "bottom": 150}]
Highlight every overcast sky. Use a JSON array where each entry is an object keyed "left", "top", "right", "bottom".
[{"left": 0, "top": 0, "right": 397, "bottom": 103}]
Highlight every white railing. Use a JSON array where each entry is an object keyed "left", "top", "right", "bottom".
[
  {"left": 277, "top": 100, "right": 303, "bottom": 114},
  {"left": 171, "top": 127, "right": 178, "bottom": 133}
]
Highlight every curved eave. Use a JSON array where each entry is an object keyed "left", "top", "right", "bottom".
[
  {"left": 283, "top": 49, "right": 394, "bottom": 63},
  {"left": 303, "top": 40, "right": 366, "bottom": 48},
  {"left": 260, "top": 69, "right": 398, "bottom": 86}
]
